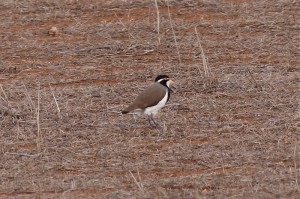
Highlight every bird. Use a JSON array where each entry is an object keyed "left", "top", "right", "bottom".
[{"left": 122, "top": 75, "right": 174, "bottom": 126}]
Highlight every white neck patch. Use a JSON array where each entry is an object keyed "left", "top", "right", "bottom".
[
  {"left": 166, "top": 80, "right": 171, "bottom": 87},
  {"left": 157, "top": 79, "right": 170, "bottom": 88}
]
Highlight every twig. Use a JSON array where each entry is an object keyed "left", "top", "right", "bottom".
[
  {"left": 49, "top": 83, "right": 62, "bottom": 119},
  {"left": 136, "top": 168, "right": 144, "bottom": 190},
  {"left": 195, "top": 27, "right": 210, "bottom": 77},
  {"left": 165, "top": 0, "right": 181, "bottom": 64},
  {"left": 154, "top": 0, "right": 160, "bottom": 44},
  {"left": 129, "top": 170, "right": 144, "bottom": 192},
  {"left": 246, "top": 67, "right": 262, "bottom": 90},
  {"left": 6, "top": 152, "right": 41, "bottom": 157}
]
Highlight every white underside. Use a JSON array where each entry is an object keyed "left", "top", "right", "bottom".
[{"left": 134, "top": 90, "right": 168, "bottom": 116}]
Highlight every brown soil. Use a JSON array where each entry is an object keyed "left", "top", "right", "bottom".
[{"left": 0, "top": 0, "right": 299, "bottom": 198}]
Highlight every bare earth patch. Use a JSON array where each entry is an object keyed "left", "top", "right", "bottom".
[{"left": 0, "top": 0, "right": 299, "bottom": 198}]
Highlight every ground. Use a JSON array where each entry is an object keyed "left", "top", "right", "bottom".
[{"left": 0, "top": 0, "right": 299, "bottom": 198}]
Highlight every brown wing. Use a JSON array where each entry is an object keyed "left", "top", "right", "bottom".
[{"left": 122, "top": 83, "right": 167, "bottom": 114}]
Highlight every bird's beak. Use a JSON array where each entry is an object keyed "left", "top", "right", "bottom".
[{"left": 168, "top": 80, "right": 176, "bottom": 92}]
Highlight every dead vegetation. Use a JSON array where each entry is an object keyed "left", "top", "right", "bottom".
[{"left": 0, "top": 0, "right": 299, "bottom": 198}]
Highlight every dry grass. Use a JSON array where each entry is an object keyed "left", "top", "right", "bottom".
[{"left": 0, "top": 0, "right": 299, "bottom": 198}]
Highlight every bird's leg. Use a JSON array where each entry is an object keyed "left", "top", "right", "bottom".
[
  {"left": 148, "top": 115, "right": 153, "bottom": 126},
  {"left": 150, "top": 113, "right": 159, "bottom": 127}
]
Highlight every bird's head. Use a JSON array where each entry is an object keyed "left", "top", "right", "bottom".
[{"left": 155, "top": 75, "right": 174, "bottom": 87}]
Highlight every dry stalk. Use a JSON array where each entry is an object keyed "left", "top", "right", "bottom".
[
  {"left": 0, "top": 84, "right": 8, "bottom": 100},
  {"left": 49, "top": 83, "right": 62, "bottom": 119},
  {"left": 165, "top": 0, "right": 181, "bottom": 64},
  {"left": 163, "top": 121, "right": 167, "bottom": 133},
  {"left": 62, "top": 180, "right": 76, "bottom": 196},
  {"left": 114, "top": 12, "right": 135, "bottom": 40},
  {"left": 16, "top": 121, "right": 20, "bottom": 143},
  {"left": 294, "top": 142, "right": 299, "bottom": 188},
  {"left": 0, "top": 85, "right": 20, "bottom": 116},
  {"left": 36, "top": 84, "right": 42, "bottom": 149},
  {"left": 129, "top": 170, "right": 144, "bottom": 192},
  {"left": 23, "top": 83, "right": 34, "bottom": 112},
  {"left": 154, "top": 0, "right": 160, "bottom": 44},
  {"left": 0, "top": 92, "right": 7, "bottom": 107},
  {"left": 194, "top": 27, "right": 211, "bottom": 77},
  {"left": 246, "top": 67, "right": 262, "bottom": 90},
  {"left": 6, "top": 152, "right": 41, "bottom": 157},
  {"left": 137, "top": 168, "right": 144, "bottom": 190}
]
